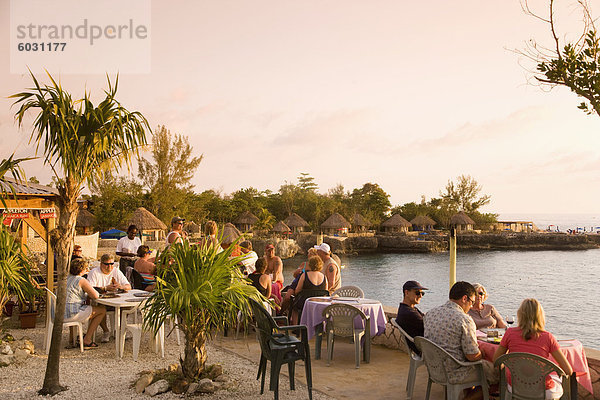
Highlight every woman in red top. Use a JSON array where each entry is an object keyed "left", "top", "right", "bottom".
[{"left": 493, "top": 298, "right": 572, "bottom": 399}]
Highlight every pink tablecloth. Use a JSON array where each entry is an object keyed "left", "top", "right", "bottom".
[
  {"left": 478, "top": 339, "right": 593, "bottom": 395},
  {"left": 300, "top": 297, "right": 387, "bottom": 340}
]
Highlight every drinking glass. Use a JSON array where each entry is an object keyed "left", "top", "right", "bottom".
[{"left": 506, "top": 315, "right": 515, "bottom": 326}]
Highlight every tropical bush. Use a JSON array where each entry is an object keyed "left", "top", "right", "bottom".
[
  {"left": 0, "top": 219, "right": 39, "bottom": 322},
  {"left": 143, "top": 238, "right": 264, "bottom": 380}
]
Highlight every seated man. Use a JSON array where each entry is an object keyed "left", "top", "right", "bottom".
[
  {"left": 424, "top": 281, "right": 498, "bottom": 390},
  {"left": 87, "top": 254, "right": 132, "bottom": 343},
  {"left": 71, "top": 245, "right": 83, "bottom": 261},
  {"left": 116, "top": 225, "right": 141, "bottom": 274},
  {"left": 396, "top": 280, "right": 428, "bottom": 355}
]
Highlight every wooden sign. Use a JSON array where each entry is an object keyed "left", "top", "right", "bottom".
[{"left": 40, "top": 209, "right": 56, "bottom": 219}]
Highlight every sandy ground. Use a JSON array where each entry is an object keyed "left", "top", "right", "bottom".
[{"left": 0, "top": 325, "right": 334, "bottom": 400}]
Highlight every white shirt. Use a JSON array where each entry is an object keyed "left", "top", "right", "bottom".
[
  {"left": 116, "top": 236, "right": 142, "bottom": 255},
  {"left": 240, "top": 251, "right": 258, "bottom": 274},
  {"left": 87, "top": 266, "right": 130, "bottom": 288}
]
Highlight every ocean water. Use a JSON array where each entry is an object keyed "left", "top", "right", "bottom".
[
  {"left": 283, "top": 249, "right": 600, "bottom": 350},
  {"left": 499, "top": 213, "right": 600, "bottom": 233}
]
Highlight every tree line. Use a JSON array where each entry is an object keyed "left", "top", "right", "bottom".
[{"left": 86, "top": 126, "right": 497, "bottom": 232}]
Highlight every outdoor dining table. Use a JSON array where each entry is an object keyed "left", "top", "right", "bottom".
[
  {"left": 300, "top": 296, "right": 388, "bottom": 341},
  {"left": 94, "top": 289, "right": 152, "bottom": 359},
  {"left": 478, "top": 335, "right": 594, "bottom": 395}
]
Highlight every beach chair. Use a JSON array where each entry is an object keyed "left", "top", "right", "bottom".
[
  {"left": 494, "top": 352, "right": 572, "bottom": 400},
  {"left": 391, "top": 318, "right": 424, "bottom": 400},
  {"left": 45, "top": 287, "right": 84, "bottom": 353},
  {"left": 249, "top": 298, "right": 312, "bottom": 400},
  {"left": 322, "top": 303, "right": 371, "bottom": 368},
  {"left": 332, "top": 285, "right": 364, "bottom": 298},
  {"left": 415, "top": 336, "right": 489, "bottom": 400}
]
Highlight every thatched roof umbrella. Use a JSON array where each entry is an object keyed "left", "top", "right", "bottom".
[
  {"left": 184, "top": 221, "right": 200, "bottom": 234},
  {"left": 126, "top": 207, "right": 167, "bottom": 230},
  {"left": 381, "top": 214, "right": 411, "bottom": 230},
  {"left": 272, "top": 221, "right": 291, "bottom": 233},
  {"left": 235, "top": 211, "right": 259, "bottom": 225},
  {"left": 410, "top": 215, "right": 436, "bottom": 230},
  {"left": 76, "top": 209, "right": 96, "bottom": 229},
  {"left": 353, "top": 213, "right": 371, "bottom": 228},
  {"left": 450, "top": 211, "right": 475, "bottom": 226},
  {"left": 321, "top": 212, "right": 351, "bottom": 233},
  {"left": 284, "top": 213, "right": 309, "bottom": 229},
  {"left": 222, "top": 222, "right": 241, "bottom": 244}
]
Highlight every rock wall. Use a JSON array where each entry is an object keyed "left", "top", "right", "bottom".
[{"left": 456, "top": 232, "right": 599, "bottom": 251}]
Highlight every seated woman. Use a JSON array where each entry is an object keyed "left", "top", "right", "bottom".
[
  {"left": 493, "top": 298, "right": 573, "bottom": 399},
  {"left": 134, "top": 245, "right": 156, "bottom": 291},
  {"left": 281, "top": 248, "right": 318, "bottom": 313},
  {"left": 66, "top": 258, "right": 106, "bottom": 348},
  {"left": 468, "top": 283, "right": 506, "bottom": 330},
  {"left": 291, "top": 256, "right": 328, "bottom": 324},
  {"left": 247, "top": 257, "right": 272, "bottom": 299}
]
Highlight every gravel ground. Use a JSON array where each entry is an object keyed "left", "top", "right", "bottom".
[{"left": 0, "top": 326, "right": 334, "bottom": 400}]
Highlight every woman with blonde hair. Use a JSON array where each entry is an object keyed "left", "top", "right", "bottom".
[
  {"left": 468, "top": 283, "right": 506, "bottom": 330},
  {"left": 493, "top": 298, "right": 572, "bottom": 399}
]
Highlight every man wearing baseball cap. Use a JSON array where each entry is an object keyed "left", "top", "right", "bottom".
[
  {"left": 314, "top": 242, "right": 341, "bottom": 293},
  {"left": 264, "top": 244, "right": 284, "bottom": 290},
  {"left": 166, "top": 216, "right": 187, "bottom": 245},
  {"left": 396, "top": 280, "right": 428, "bottom": 355}
]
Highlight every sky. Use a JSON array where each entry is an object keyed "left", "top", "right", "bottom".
[{"left": 2, "top": 0, "right": 600, "bottom": 215}]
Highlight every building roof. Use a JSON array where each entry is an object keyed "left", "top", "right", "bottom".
[
  {"left": 272, "top": 221, "right": 291, "bottom": 233},
  {"left": 222, "top": 222, "right": 241, "bottom": 244},
  {"left": 183, "top": 221, "right": 200, "bottom": 233},
  {"left": 234, "top": 211, "right": 259, "bottom": 225},
  {"left": 353, "top": 213, "right": 371, "bottom": 227},
  {"left": 0, "top": 177, "right": 58, "bottom": 197},
  {"left": 284, "top": 212, "right": 309, "bottom": 227},
  {"left": 381, "top": 214, "right": 411, "bottom": 227},
  {"left": 126, "top": 207, "right": 167, "bottom": 230},
  {"left": 450, "top": 211, "right": 475, "bottom": 225},
  {"left": 76, "top": 209, "right": 96, "bottom": 227},
  {"left": 321, "top": 212, "right": 351, "bottom": 229},
  {"left": 410, "top": 215, "right": 436, "bottom": 226}
]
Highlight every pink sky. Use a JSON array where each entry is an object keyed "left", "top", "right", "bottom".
[{"left": 2, "top": 0, "right": 600, "bottom": 214}]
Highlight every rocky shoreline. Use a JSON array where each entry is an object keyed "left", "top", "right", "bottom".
[{"left": 93, "top": 232, "right": 600, "bottom": 262}]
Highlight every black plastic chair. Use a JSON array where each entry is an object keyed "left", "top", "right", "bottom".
[
  {"left": 249, "top": 298, "right": 313, "bottom": 400},
  {"left": 129, "top": 268, "right": 146, "bottom": 290}
]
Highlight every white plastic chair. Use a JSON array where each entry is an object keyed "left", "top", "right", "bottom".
[
  {"left": 391, "top": 318, "right": 425, "bottom": 400},
  {"left": 119, "top": 301, "right": 164, "bottom": 361},
  {"left": 45, "top": 288, "right": 84, "bottom": 353},
  {"left": 166, "top": 315, "right": 181, "bottom": 345},
  {"left": 415, "top": 336, "right": 489, "bottom": 400},
  {"left": 322, "top": 303, "right": 371, "bottom": 368},
  {"left": 332, "top": 285, "right": 365, "bottom": 298}
]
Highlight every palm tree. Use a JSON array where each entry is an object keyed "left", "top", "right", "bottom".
[
  {"left": 0, "top": 155, "right": 33, "bottom": 208},
  {"left": 143, "top": 238, "right": 263, "bottom": 380},
  {"left": 11, "top": 72, "right": 149, "bottom": 395}
]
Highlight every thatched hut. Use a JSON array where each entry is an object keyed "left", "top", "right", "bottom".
[
  {"left": 222, "top": 222, "right": 241, "bottom": 244},
  {"left": 76, "top": 208, "right": 96, "bottom": 235},
  {"left": 321, "top": 212, "right": 351, "bottom": 235},
  {"left": 284, "top": 212, "right": 309, "bottom": 233},
  {"left": 234, "top": 211, "right": 259, "bottom": 232},
  {"left": 381, "top": 214, "right": 411, "bottom": 233},
  {"left": 125, "top": 207, "right": 167, "bottom": 241},
  {"left": 183, "top": 221, "right": 201, "bottom": 236},
  {"left": 410, "top": 215, "right": 436, "bottom": 231},
  {"left": 352, "top": 213, "right": 371, "bottom": 232},
  {"left": 450, "top": 211, "right": 475, "bottom": 231},
  {"left": 272, "top": 221, "right": 291, "bottom": 238}
]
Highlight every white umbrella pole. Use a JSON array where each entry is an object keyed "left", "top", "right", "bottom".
[{"left": 449, "top": 227, "right": 457, "bottom": 289}]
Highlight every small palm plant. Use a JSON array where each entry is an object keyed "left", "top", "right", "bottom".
[
  {"left": 0, "top": 218, "right": 39, "bottom": 324},
  {"left": 143, "top": 237, "right": 264, "bottom": 380}
]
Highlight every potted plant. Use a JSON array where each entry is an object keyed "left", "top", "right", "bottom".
[{"left": 0, "top": 217, "right": 41, "bottom": 328}]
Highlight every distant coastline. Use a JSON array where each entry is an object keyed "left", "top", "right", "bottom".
[{"left": 499, "top": 213, "right": 600, "bottom": 233}]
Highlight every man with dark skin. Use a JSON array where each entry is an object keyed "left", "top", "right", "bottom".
[{"left": 116, "top": 225, "right": 141, "bottom": 274}]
